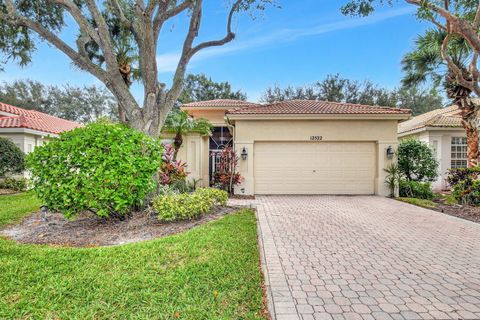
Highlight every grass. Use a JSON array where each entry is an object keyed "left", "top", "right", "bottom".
[
  {"left": 0, "top": 192, "right": 41, "bottom": 226},
  {"left": 0, "top": 193, "right": 265, "bottom": 319},
  {"left": 397, "top": 197, "right": 437, "bottom": 209}
]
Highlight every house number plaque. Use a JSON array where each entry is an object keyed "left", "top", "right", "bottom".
[{"left": 310, "top": 136, "right": 323, "bottom": 141}]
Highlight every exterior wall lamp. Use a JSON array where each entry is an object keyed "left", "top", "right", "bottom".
[
  {"left": 241, "top": 147, "right": 248, "bottom": 160},
  {"left": 386, "top": 146, "right": 395, "bottom": 159}
]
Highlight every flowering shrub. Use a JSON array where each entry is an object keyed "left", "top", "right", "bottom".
[
  {"left": 153, "top": 187, "right": 228, "bottom": 221},
  {"left": 212, "top": 147, "right": 242, "bottom": 194},
  {"left": 26, "top": 122, "right": 162, "bottom": 218},
  {"left": 159, "top": 144, "right": 188, "bottom": 185}
]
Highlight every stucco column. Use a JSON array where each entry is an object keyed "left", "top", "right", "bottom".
[
  {"left": 376, "top": 140, "right": 398, "bottom": 197},
  {"left": 234, "top": 142, "right": 254, "bottom": 196}
]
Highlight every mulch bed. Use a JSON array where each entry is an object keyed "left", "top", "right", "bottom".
[
  {"left": 0, "top": 206, "right": 241, "bottom": 247},
  {"left": 0, "top": 189, "right": 19, "bottom": 195},
  {"left": 431, "top": 198, "right": 480, "bottom": 224}
]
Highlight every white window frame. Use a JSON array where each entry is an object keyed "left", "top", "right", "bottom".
[{"left": 450, "top": 137, "right": 467, "bottom": 169}]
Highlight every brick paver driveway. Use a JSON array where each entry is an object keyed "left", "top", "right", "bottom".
[{"left": 255, "top": 196, "right": 480, "bottom": 320}]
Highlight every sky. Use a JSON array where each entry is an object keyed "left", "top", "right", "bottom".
[{"left": 0, "top": 0, "right": 429, "bottom": 103}]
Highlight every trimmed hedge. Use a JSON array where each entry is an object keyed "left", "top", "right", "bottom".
[
  {"left": 0, "top": 137, "right": 25, "bottom": 177},
  {"left": 153, "top": 188, "right": 228, "bottom": 222},
  {"left": 26, "top": 122, "right": 162, "bottom": 218},
  {"left": 399, "top": 180, "right": 435, "bottom": 200}
]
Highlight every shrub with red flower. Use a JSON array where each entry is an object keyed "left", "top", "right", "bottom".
[
  {"left": 160, "top": 144, "right": 188, "bottom": 185},
  {"left": 212, "top": 147, "right": 243, "bottom": 194}
]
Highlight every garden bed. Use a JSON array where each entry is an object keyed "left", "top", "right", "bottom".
[
  {"left": 0, "top": 205, "right": 240, "bottom": 247},
  {"left": 398, "top": 197, "right": 480, "bottom": 224}
]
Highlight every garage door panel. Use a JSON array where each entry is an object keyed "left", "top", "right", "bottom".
[{"left": 254, "top": 142, "right": 375, "bottom": 195}]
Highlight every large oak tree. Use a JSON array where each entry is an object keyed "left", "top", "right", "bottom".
[{"left": 0, "top": 0, "right": 274, "bottom": 138}]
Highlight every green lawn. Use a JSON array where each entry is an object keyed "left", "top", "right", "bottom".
[
  {"left": 0, "top": 192, "right": 41, "bottom": 226},
  {"left": 0, "top": 193, "right": 265, "bottom": 319},
  {"left": 397, "top": 197, "right": 437, "bottom": 209}
]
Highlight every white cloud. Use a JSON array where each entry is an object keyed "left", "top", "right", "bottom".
[{"left": 156, "top": 7, "right": 415, "bottom": 73}]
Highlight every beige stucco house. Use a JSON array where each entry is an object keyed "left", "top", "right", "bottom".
[
  {"left": 398, "top": 105, "right": 468, "bottom": 191},
  {"left": 0, "top": 102, "right": 82, "bottom": 154},
  {"left": 175, "top": 99, "right": 411, "bottom": 196}
]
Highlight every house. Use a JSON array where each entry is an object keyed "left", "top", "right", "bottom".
[
  {"left": 398, "top": 105, "right": 467, "bottom": 191},
  {"left": 176, "top": 99, "right": 411, "bottom": 196},
  {"left": 0, "top": 102, "right": 82, "bottom": 153}
]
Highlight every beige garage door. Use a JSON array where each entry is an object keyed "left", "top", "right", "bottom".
[{"left": 254, "top": 142, "right": 376, "bottom": 195}]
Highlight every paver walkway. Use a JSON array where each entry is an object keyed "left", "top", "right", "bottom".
[{"left": 255, "top": 196, "right": 480, "bottom": 320}]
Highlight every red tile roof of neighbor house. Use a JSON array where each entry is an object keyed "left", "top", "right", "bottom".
[
  {"left": 181, "top": 99, "right": 259, "bottom": 108},
  {"left": 226, "top": 100, "right": 412, "bottom": 115},
  {"left": 0, "top": 102, "right": 82, "bottom": 134},
  {"left": 398, "top": 105, "right": 463, "bottom": 135}
]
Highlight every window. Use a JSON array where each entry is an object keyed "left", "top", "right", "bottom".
[{"left": 451, "top": 137, "right": 467, "bottom": 168}]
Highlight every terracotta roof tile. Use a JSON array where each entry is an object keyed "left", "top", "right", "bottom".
[
  {"left": 226, "top": 100, "right": 411, "bottom": 115},
  {"left": 398, "top": 106, "right": 462, "bottom": 134},
  {"left": 0, "top": 102, "right": 82, "bottom": 134},
  {"left": 182, "top": 99, "right": 259, "bottom": 108}
]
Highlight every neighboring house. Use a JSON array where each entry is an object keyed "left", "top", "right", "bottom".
[
  {"left": 0, "top": 102, "right": 82, "bottom": 153},
  {"left": 398, "top": 105, "right": 468, "bottom": 191},
  {"left": 176, "top": 99, "right": 410, "bottom": 196}
]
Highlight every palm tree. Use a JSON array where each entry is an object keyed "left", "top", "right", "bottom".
[
  {"left": 164, "top": 110, "right": 212, "bottom": 160},
  {"left": 402, "top": 29, "right": 479, "bottom": 167}
]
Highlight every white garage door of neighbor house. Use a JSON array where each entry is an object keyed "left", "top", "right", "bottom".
[{"left": 254, "top": 141, "right": 376, "bottom": 195}]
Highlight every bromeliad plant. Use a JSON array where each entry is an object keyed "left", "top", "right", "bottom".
[{"left": 213, "top": 147, "right": 243, "bottom": 194}]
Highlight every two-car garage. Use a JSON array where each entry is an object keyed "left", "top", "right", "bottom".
[{"left": 226, "top": 100, "right": 411, "bottom": 197}]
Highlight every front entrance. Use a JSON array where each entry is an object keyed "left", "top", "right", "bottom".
[{"left": 209, "top": 126, "right": 233, "bottom": 185}]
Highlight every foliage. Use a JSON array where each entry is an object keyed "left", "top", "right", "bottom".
[
  {"left": 399, "top": 180, "right": 435, "bottom": 200},
  {"left": 159, "top": 144, "right": 188, "bottom": 186},
  {"left": 261, "top": 74, "right": 443, "bottom": 115},
  {"left": 0, "top": 192, "right": 41, "bottom": 226},
  {"left": 397, "top": 139, "right": 439, "bottom": 182},
  {"left": 397, "top": 197, "right": 437, "bottom": 209},
  {"left": 0, "top": 137, "right": 25, "bottom": 177},
  {"left": 179, "top": 73, "right": 247, "bottom": 104},
  {"left": 384, "top": 163, "right": 402, "bottom": 197},
  {"left": 163, "top": 109, "right": 212, "bottom": 159},
  {"left": 0, "top": 80, "right": 117, "bottom": 123},
  {"left": 447, "top": 167, "right": 480, "bottom": 205},
  {"left": 212, "top": 147, "right": 243, "bottom": 194},
  {"left": 153, "top": 188, "right": 228, "bottom": 222},
  {"left": 26, "top": 122, "right": 162, "bottom": 218},
  {"left": 195, "top": 187, "right": 229, "bottom": 206},
  {"left": 0, "top": 0, "right": 275, "bottom": 138},
  {"left": 0, "top": 177, "right": 28, "bottom": 192},
  {"left": 0, "top": 202, "right": 265, "bottom": 320}
]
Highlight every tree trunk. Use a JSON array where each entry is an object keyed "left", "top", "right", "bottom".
[
  {"left": 172, "top": 132, "right": 183, "bottom": 161},
  {"left": 461, "top": 118, "right": 479, "bottom": 167}
]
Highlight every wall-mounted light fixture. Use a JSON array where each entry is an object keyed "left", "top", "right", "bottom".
[
  {"left": 241, "top": 147, "right": 248, "bottom": 160},
  {"left": 386, "top": 146, "right": 395, "bottom": 159}
]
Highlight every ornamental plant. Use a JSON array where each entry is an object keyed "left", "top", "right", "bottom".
[
  {"left": 212, "top": 147, "right": 242, "bottom": 194},
  {"left": 26, "top": 122, "right": 162, "bottom": 218},
  {"left": 0, "top": 137, "right": 25, "bottom": 177},
  {"left": 159, "top": 144, "right": 188, "bottom": 185},
  {"left": 447, "top": 167, "right": 480, "bottom": 205},
  {"left": 397, "top": 139, "right": 439, "bottom": 182},
  {"left": 153, "top": 188, "right": 228, "bottom": 222}
]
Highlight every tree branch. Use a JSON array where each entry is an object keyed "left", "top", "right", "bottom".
[
  {"left": 406, "top": 0, "right": 480, "bottom": 55},
  {"left": 189, "top": 0, "right": 240, "bottom": 57},
  {"left": 2, "top": 1, "right": 106, "bottom": 83},
  {"left": 153, "top": 1, "right": 191, "bottom": 41},
  {"left": 108, "top": 0, "right": 133, "bottom": 29}
]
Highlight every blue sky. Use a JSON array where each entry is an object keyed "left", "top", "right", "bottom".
[{"left": 0, "top": 1, "right": 429, "bottom": 102}]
